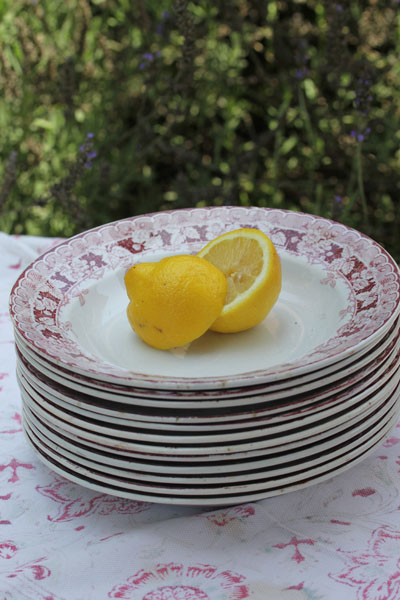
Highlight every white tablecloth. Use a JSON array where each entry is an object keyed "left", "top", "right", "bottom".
[{"left": 1, "top": 232, "right": 400, "bottom": 600}]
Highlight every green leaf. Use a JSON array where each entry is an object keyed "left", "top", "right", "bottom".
[
  {"left": 303, "top": 78, "right": 317, "bottom": 101},
  {"left": 281, "top": 136, "right": 298, "bottom": 155},
  {"left": 31, "top": 118, "right": 55, "bottom": 131}
]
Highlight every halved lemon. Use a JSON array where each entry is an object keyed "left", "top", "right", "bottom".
[{"left": 197, "top": 228, "right": 282, "bottom": 333}]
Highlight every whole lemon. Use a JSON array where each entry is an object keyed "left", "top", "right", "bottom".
[{"left": 124, "top": 255, "right": 227, "bottom": 350}]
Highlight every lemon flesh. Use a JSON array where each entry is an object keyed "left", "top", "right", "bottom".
[
  {"left": 124, "top": 255, "right": 227, "bottom": 350},
  {"left": 197, "top": 228, "right": 281, "bottom": 333}
]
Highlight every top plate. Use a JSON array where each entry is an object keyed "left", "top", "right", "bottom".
[{"left": 9, "top": 207, "right": 400, "bottom": 390}]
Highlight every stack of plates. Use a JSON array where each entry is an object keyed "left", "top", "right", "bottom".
[{"left": 9, "top": 207, "right": 400, "bottom": 506}]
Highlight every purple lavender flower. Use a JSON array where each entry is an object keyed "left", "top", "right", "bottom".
[
  {"left": 294, "top": 39, "right": 310, "bottom": 82},
  {"left": 351, "top": 129, "right": 370, "bottom": 143},
  {"left": 139, "top": 52, "right": 156, "bottom": 70},
  {"left": 295, "top": 68, "right": 309, "bottom": 81},
  {"left": 157, "top": 11, "right": 169, "bottom": 35},
  {"left": 332, "top": 195, "right": 344, "bottom": 220},
  {"left": 353, "top": 64, "right": 375, "bottom": 116},
  {"left": 79, "top": 135, "right": 97, "bottom": 168},
  {"left": 351, "top": 61, "right": 375, "bottom": 143}
]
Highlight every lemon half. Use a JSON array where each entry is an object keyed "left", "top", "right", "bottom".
[{"left": 197, "top": 228, "right": 282, "bottom": 333}]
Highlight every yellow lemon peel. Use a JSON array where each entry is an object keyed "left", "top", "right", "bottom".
[
  {"left": 197, "top": 228, "right": 281, "bottom": 333},
  {"left": 124, "top": 255, "right": 227, "bottom": 350}
]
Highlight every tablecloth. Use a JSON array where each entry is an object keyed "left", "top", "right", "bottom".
[{"left": 1, "top": 232, "right": 400, "bottom": 600}]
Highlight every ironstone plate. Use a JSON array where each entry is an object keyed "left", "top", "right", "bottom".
[
  {"left": 14, "top": 319, "right": 400, "bottom": 410},
  {"left": 22, "top": 394, "right": 398, "bottom": 472},
  {"left": 16, "top": 339, "right": 400, "bottom": 432},
  {"left": 16, "top": 349, "right": 400, "bottom": 443},
  {"left": 12, "top": 315, "right": 400, "bottom": 399},
  {"left": 10, "top": 207, "right": 400, "bottom": 390},
  {"left": 22, "top": 403, "right": 400, "bottom": 505},
  {"left": 23, "top": 398, "right": 398, "bottom": 485},
  {"left": 20, "top": 375, "right": 400, "bottom": 457}
]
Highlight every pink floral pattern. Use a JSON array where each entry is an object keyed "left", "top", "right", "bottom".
[
  {"left": 383, "top": 436, "right": 400, "bottom": 447},
  {"left": 0, "top": 492, "right": 12, "bottom": 525},
  {"left": 108, "top": 563, "right": 249, "bottom": 599},
  {"left": 6, "top": 557, "right": 51, "bottom": 581},
  {"left": 273, "top": 537, "right": 316, "bottom": 563},
  {"left": 35, "top": 474, "right": 151, "bottom": 522},
  {"left": 203, "top": 506, "right": 255, "bottom": 527},
  {"left": 0, "top": 541, "right": 18, "bottom": 559},
  {"left": 3, "top": 231, "right": 400, "bottom": 599},
  {"left": 352, "top": 488, "right": 376, "bottom": 497},
  {"left": 0, "top": 458, "right": 35, "bottom": 483},
  {"left": 330, "top": 526, "right": 400, "bottom": 599},
  {"left": 0, "top": 413, "right": 22, "bottom": 435}
]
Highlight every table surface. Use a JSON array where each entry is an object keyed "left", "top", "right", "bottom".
[{"left": 1, "top": 232, "right": 400, "bottom": 600}]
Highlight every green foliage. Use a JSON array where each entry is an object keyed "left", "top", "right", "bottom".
[{"left": 0, "top": 0, "right": 399, "bottom": 261}]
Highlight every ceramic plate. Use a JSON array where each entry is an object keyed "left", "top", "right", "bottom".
[
  {"left": 20, "top": 374, "right": 400, "bottom": 456},
  {"left": 23, "top": 399, "right": 397, "bottom": 485},
  {"left": 22, "top": 404, "right": 399, "bottom": 504},
  {"left": 14, "top": 319, "right": 400, "bottom": 412},
  {"left": 10, "top": 207, "right": 400, "bottom": 390},
  {"left": 16, "top": 345, "right": 400, "bottom": 440},
  {"left": 23, "top": 394, "right": 398, "bottom": 472},
  {"left": 16, "top": 340, "right": 400, "bottom": 435},
  {"left": 13, "top": 315, "right": 400, "bottom": 401},
  {"left": 15, "top": 325, "right": 400, "bottom": 429}
]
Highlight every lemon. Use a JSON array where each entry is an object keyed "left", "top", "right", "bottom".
[
  {"left": 124, "top": 255, "right": 227, "bottom": 350},
  {"left": 197, "top": 228, "right": 281, "bottom": 333}
]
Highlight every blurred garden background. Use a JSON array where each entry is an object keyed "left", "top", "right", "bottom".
[{"left": 0, "top": 0, "right": 399, "bottom": 260}]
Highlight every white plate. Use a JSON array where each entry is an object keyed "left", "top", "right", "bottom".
[
  {"left": 10, "top": 207, "right": 400, "bottom": 390},
  {"left": 17, "top": 340, "right": 400, "bottom": 432},
  {"left": 22, "top": 402, "right": 400, "bottom": 502},
  {"left": 14, "top": 317, "right": 400, "bottom": 402},
  {"left": 22, "top": 422, "right": 396, "bottom": 505},
  {"left": 23, "top": 420, "right": 397, "bottom": 506},
  {"left": 23, "top": 400, "right": 397, "bottom": 485},
  {"left": 23, "top": 398, "right": 398, "bottom": 476},
  {"left": 16, "top": 345, "right": 400, "bottom": 440},
  {"left": 13, "top": 315, "right": 400, "bottom": 403},
  {"left": 14, "top": 321, "right": 400, "bottom": 411},
  {"left": 19, "top": 371, "right": 400, "bottom": 449},
  {"left": 20, "top": 373, "right": 400, "bottom": 456},
  {"left": 23, "top": 394, "right": 398, "bottom": 473},
  {"left": 15, "top": 328, "right": 400, "bottom": 430}
]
